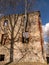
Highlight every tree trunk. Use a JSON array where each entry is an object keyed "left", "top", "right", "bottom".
[
  {"left": 10, "top": 40, "right": 14, "bottom": 62},
  {"left": 10, "top": 28, "right": 14, "bottom": 62}
]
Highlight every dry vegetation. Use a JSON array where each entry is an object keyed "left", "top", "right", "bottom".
[
  {"left": 9, "top": 62, "right": 48, "bottom": 65},
  {"left": 0, "top": 62, "right": 48, "bottom": 65}
]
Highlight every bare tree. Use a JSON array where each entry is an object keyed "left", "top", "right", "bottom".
[
  {"left": 0, "top": 14, "right": 23, "bottom": 65},
  {"left": 0, "top": 0, "right": 37, "bottom": 65}
]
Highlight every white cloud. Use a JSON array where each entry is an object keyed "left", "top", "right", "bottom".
[
  {"left": 42, "top": 23, "right": 49, "bottom": 53},
  {"left": 42, "top": 23, "right": 49, "bottom": 37},
  {"left": 42, "top": 23, "right": 49, "bottom": 50},
  {"left": 42, "top": 25, "right": 45, "bottom": 36},
  {"left": 44, "top": 41, "right": 49, "bottom": 54},
  {"left": 45, "top": 23, "right": 49, "bottom": 36}
]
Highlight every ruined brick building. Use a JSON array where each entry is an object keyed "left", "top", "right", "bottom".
[{"left": 0, "top": 11, "right": 46, "bottom": 65}]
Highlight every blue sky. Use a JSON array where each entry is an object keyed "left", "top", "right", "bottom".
[
  {"left": 0, "top": 0, "right": 49, "bottom": 43},
  {"left": 35, "top": 0, "right": 49, "bottom": 25},
  {"left": 0, "top": 0, "right": 49, "bottom": 25}
]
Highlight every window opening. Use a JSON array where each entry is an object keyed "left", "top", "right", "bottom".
[{"left": 0, "top": 54, "right": 5, "bottom": 61}]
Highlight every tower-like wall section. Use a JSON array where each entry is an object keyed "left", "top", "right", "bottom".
[{"left": 0, "top": 11, "right": 46, "bottom": 65}]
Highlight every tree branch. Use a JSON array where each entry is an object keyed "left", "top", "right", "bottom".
[
  {"left": 14, "top": 19, "right": 22, "bottom": 40},
  {"left": 9, "top": 15, "right": 13, "bottom": 29},
  {"left": 8, "top": 26, "right": 12, "bottom": 33},
  {"left": 3, "top": 45, "right": 10, "bottom": 51},
  {"left": 14, "top": 38, "right": 19, "bottom": 42},
  {"left": 0, "top": 42, "right": 1, "bottom": 44},
  {"left": 13, "top": 14, "right": 19, "bottom": 28},
  {"left": 17, "top": 51, "right": 27, "bottom": 62},
  {"left": 17, "top": 48, "right": 41, "bottom": 63},
  {"left": 14, "top": 43, "right": 24, "bottom": 55},
  {"left": 0, "top": 26, "right": 4, "bottom": 32}
]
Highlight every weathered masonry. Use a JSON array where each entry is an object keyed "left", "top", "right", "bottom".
[{"left": 0, "top": 11, "right": 46, "bottom": 65}]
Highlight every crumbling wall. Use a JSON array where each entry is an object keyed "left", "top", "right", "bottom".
[{"left": 0, "top": 11, "right": 46, "bottom": 65}]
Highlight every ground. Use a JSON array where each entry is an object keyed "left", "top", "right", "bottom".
[{"left": 0, "top": 62, "right": 48, "bottom": 65}]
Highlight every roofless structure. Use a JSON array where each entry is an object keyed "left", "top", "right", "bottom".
[{"left": 0, "top": 11, "right": 46, "bottom": 65}]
